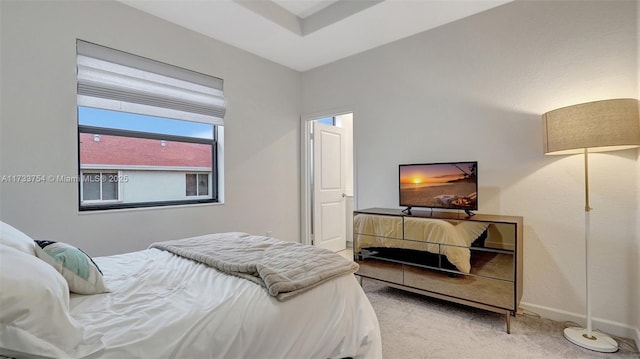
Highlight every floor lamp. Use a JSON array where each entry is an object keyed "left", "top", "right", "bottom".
[{"left": 542, "top": 98, "right": 640, "bottom": 353}]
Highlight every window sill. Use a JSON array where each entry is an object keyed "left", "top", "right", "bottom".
[{"left": 78, "top": 201, "right": 224, "bottom": 215}]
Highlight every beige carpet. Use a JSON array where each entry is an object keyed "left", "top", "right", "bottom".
[{"left": 363, "top": 280, "right": 639, "bottom": 359}]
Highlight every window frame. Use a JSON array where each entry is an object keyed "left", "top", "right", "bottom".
[
  {"left": 185, "top": 172, "right": 210, "bottom": 198},
  {"left": 77, "top": 123, "right": 218, "bottom": 211},
  {"left": 79, "top": 170, "right": 122, "bottom": 204}
]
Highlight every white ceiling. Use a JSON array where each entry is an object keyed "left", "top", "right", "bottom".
[
  {"left": 119, "top": 0, "right": 512, "bottom": 72},
  {"left": 273, "top": 0, "right": 340, "bottom": 18}
]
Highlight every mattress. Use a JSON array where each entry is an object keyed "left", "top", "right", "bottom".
[{"left": 68, "top": 248, "right": 382, "bottom": 359}]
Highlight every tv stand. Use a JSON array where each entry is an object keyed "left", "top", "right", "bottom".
[
  {"left": 465, "top": 209, "right": 475, "bottom": 217},
  {"left": 353, "top": 207, "right": 523, "bottom": 333},
  {"left": 401, "top": 206, "right": 412, "bottom": 215}
]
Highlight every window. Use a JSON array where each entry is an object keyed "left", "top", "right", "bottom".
[
  {"left": 81, "top": 172, "right": 119, "bottom": 201},
  {"left": 186, "top": 173, "right": 209, "bottom": 196},
  {"left": 76, "top": 40, "right": 225, "bottom": 210},
  {"left": 316, "top": 117, "right": 335, "bottom": 126}
]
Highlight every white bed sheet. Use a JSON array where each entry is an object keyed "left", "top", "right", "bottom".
[{"left": 70, "top": 248, "right": 381, "bottom": 359}]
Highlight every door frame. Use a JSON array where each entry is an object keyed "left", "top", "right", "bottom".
[{"left": 300, "top": 107, "right": 354, "bottom": 246}]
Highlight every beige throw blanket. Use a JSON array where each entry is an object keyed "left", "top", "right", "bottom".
[{"left": 149, "top": 232, "right": 358, "bottom": 301}]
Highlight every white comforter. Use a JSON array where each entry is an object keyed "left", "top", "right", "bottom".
[{"left": 69, "top": 248, "right": 381, "bottom": 359}]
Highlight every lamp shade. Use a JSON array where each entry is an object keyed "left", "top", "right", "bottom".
[{"left": 542, "top": 98, "right": 640, "bottom": 155}]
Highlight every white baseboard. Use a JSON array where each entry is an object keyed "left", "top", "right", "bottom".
[{"left": 520, "top": 301, "right": 638, "bottom": 348}]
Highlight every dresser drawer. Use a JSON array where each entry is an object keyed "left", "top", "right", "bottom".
[
  {"left": 403, "top": 265, "right": 515, "bottom": 310},
  {"left": 356, "top": 258, "right": 403, "bottom": 285}
]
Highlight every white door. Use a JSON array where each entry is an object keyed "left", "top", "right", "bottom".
[{"left": 312, "top": 122, "right": 346, "bottom": 252}]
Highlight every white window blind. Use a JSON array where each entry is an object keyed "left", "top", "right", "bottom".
[{"left": 77, "top": 40, "right": 225, "bottom": 125}]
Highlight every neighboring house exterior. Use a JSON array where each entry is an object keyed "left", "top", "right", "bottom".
[{"left": 79, "top": 133, "right": 212, "bottom": 205}]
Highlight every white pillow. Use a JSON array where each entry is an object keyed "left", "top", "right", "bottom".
[
  {"left": 34, "top": 240, "right": 110, "bottom": 295},
  {"left": 0, "top": 221, "right": 36, "bottom": 256},
  {"left": 0, "top": 244, "right": 104, "bottom": 358}
]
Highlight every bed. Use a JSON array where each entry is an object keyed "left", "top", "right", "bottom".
[{"left": 0, "top": 222, "right": 382, "bottom": 359}]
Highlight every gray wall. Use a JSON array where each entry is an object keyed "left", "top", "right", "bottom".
[
  {"left": 0, "top": 1, "right": 301, "bottom": 255},
  {"left": 302, "top": 0, "right": 639, "bottom": 338}
]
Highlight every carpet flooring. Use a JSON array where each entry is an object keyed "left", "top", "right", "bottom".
[{"left": 362, "top": 279, "right": 639, "bottom": 359}]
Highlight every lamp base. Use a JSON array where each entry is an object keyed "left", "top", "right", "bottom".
[{"left": 564, "top": 327, "right": 618, "bottom": 353}]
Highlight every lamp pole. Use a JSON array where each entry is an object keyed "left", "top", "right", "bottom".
[
  {"left": 583, "top": 148, "right": 593, "bottom": 339},
  {"left": 562, "top": 148, "right": 617, "bottom": 352}
]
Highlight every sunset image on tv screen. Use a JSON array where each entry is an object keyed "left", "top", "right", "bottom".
[{"left": 399, "top": 162, "right": 477, "bottom": 210}]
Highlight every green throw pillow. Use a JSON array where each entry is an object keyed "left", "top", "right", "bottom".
[{"left": 34, "top": 240, "right": 109, "bottom": 295}]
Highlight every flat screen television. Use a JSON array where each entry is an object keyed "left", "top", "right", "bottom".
[{"left": 399, "top": 161, "right": 478, "bottom": 214}]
